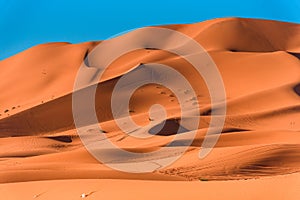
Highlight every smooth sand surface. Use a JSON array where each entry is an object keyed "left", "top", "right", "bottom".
[
  {"left": 0, "top": 17, "right": 300, "bottom": 199},
  {"left": 1, "top": 173, "right": 300, "bottom": 200}
]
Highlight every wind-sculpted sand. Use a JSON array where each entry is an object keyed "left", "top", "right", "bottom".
[{"left": 0, "top": 18, "right": 300, "bottom": 199}]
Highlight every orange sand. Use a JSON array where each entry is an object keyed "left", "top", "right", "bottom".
[{"left": 0, "top": 17, "right": 300, "bottom": 199}]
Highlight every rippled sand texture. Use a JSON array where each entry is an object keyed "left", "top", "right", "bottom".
[{"left": 0, "top": 18, "right": 300, "bottom": 199}]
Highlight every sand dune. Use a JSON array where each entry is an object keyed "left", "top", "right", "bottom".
[
  {"left": 2, "top": 173, "right": 300, "bottom": 200},
  {"left": 0, "top": 17, "right": 300, "bottom": 199}
]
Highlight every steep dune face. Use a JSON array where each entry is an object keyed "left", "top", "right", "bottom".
[
  {"left": 0, "top": 17, "right": 300, "bottom": 194},
  {"left": 0, "top": 42, "right": 98, "bottom": 118}
]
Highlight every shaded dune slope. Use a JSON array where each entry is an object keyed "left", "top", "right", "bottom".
[{"left": 0, "top": 18, "right": 300, "bottom": 183}]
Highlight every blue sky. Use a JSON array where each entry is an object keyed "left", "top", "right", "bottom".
[{"left": 0, "top": 0, "right": 300, "bottom": 60}]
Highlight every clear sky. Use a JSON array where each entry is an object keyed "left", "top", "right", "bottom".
[{"left": 1, "top": 0, "right": 300, "bottom": 60}]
